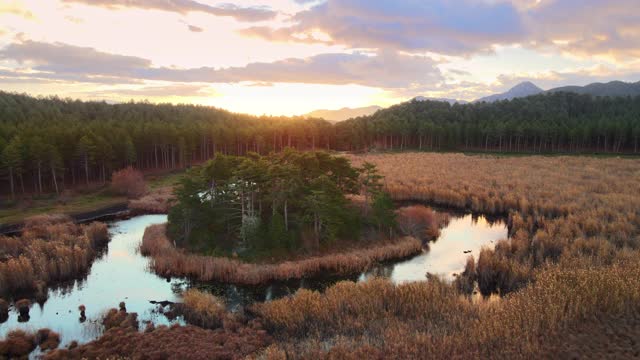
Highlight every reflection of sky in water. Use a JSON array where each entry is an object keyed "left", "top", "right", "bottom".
[
  {"left": 360, "top": 214, "right": 508, "bottom": 283},
  {"left": 0, "top": 211, "right": 508, "bottom": 348},
  {"left": 0, "top": 215, "right": 186, "bottom": 346}
]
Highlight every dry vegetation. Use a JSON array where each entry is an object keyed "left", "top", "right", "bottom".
[
  {"left": 0, "top": 328, "right": 61, "bottom": 358},
  {"left": 243, "top": 153, "right": 640, "bottom": 358},
  {"left": 176, "top": 289, "right": 227, "bottom": 329},
  {"left": 141, "top": 223, "right": 422, "bottom": 285},
  {"left": 111, "top": 166, "right": 147, "bottom": 199},
  {"left": 128, "top": 186, "right": 175, "bottom": 214},
  {"left": 349, "top": 153, "right": 640, "bottom": 294},
  {"left": 45, "top": 303, "right": 271, "bottom": 360},
  {"left": 396, "top": 205, "right": 450, "bottom": 242},
  {"left": 0, "top": 214, "right": 109, "bottom": 295}
]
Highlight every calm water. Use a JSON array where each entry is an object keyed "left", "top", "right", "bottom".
[
  {"left": 0, "top": 215, "right": 186, "bottom": 346},
  {"left": 0, "top": 211, "right": 507, "bottom": 346},
  {"left": 360, "top": 214, "right": 507, "bottom": 283}
]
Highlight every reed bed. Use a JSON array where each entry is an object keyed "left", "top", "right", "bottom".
[
  {"left": 44, "top": 303, "right": 271, "bottom": 360},
  {"left": 141, "top": 224, "right": 422, "bottom": 285},
  {"left": 0, "top": 215, "right": 110, "bottom": 295},
  {"left": 128, "top": 186, "right": 175, "bottom": 214},
  {"left": 245, "top": 153, "right": 640, "bottom": 358},
  {"left": 176, "top": 289, "right": 227, "bottom": 329},
  {"left": 253, "top": 257, "right": 640, "bottom": 359},
  {"left": 349, "top": 153, "right": 640, "bottom": 294}
]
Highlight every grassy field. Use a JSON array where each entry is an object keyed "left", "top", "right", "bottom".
[
  {"left": 249, "top": 152, "right": 640, "bottom": 358},
  {"left": 0, "top": 171, "right": 184, "bottom": 225}
]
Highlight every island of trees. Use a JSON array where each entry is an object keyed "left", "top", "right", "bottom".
[
  {"left": 1, "top": 90, "right": 639, "bottom": 198},
  {"left": 167, "top": 149, "right": 395, "bottom": 258}
]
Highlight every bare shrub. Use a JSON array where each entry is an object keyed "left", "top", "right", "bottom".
[
  {"left": 396, "top": 205, "right": 444, "bottom": 241},
  {"left": 111, "top": 166, "right": 147, "bottom": 199}
]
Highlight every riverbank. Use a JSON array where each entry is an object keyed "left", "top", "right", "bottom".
[
  {"left": 0, "top": 171, "right": 182, "bottom": 232},
  {"left": 141, "top": 223, "right": 423, "bottom": 285}
]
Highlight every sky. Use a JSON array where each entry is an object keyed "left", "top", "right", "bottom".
[{"left": 0, "top": 0, "right": 638, "bottom": 116}]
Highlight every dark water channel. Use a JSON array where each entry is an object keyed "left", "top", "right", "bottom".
[{"left": 0, "top": 211, "right": 507, "bottom": 347}]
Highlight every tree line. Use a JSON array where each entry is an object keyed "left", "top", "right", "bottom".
[
  {"left": 1, "top": 91, "right": 639, "bottom": 198},
  {"left": 335, "top": 92, "right": 640, "bottom": 153}
]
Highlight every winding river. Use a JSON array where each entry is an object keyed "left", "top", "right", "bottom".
[{"left": 0, "top": 211, "right": 507, "bottom": 347}]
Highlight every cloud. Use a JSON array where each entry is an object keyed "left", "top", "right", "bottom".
[
  {"left": 0, "top": 39, "right": 443, "bottom": 89},
  {"left": 0, "top": 2, "right": 35, "bottom": 19},
  {"left": 240, "top": 0, "right": 525, "bottom": 55},
  {"left": 83, "top": 83, "right": 216, "bottom": 97},
  {"left": 140, "top": 51, "right": 444, "bottom": 89},
  {"left": 523, "top": 0, "right": 640, "bottom": 60},
  {"left": 0, "top": 40, "right": 151, "bottom": 78},
  {"left": 61, "top": 0, "right": 277, "bottom": 22}
]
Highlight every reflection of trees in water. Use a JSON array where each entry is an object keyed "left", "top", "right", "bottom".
[{"left": 365, "top": 265, "right": 394, "bottom": 279}]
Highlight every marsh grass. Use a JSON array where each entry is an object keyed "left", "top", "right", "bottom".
[
  {"left": 128, "top": 186, "right": 175, "bottom": 214},
  {"left": 0, "top": 215, "right": 110, "bottom": 295},
  {"left": 44, "top": 303, "right": 272, "bottom": 360},
  {"left": 245, "top": 153, "right": 640, "bottom": 358},
  {"left": 177, "top": 289, "right": 226, "bottom": 329},
  {"left": 141, "top": 224, "right": 422, "bottom": 284}
]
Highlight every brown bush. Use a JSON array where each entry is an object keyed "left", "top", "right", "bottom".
[
  {"left": 111, "top": 166, "right": 147, "bottom": 199},
  {"left": 396, "top": 205, "right": 447, "bottom": 241},
  {"left": 177, "top": 289, "right": 226, "bottom": 329},
  {"left": 35, "top": 328, "right": 61, "bottom": 351},
  {"left": 103, "top": 308, "right": 138, "bottom": 331},
  {"left": 0, "top": 330, "right": 36, "bottom": 358},
  {"left": 141, "top": 223, "right": 422, "bottom": 285},
  {"left": 15, "top": 298, "right": 31, "bottom": 316}
]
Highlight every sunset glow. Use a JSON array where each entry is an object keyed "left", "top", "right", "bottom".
[{"left": 1, "top": 0, "right": 638, "bottom": 114}]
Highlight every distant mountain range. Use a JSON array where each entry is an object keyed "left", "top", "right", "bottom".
[
  {"left": 304, "top": 80, "right": 640, "bottom": 121},
  {"left": 476, "top": 80, "right": 640, "bottom": 103},
  {"left": 547, "top": 80, "right": 640, "bottom": 97},
  {"left": 475, "top": 81, "right": 543, "bottom": 103},
  {"left": 304, "top": 105, "right": 382, "bottom": 122}
]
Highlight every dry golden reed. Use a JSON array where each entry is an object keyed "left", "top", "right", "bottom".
[
  {"left": 246, "top": 153, "right": 640, "bottom": 359},
  {"left": 141, "top": 223, "right": 422, "bottom": 285},
  {"left": 129, "top": 186, "right": 175, "bottom": 214},
  {"left": 0, "top": 215, "right": 110, "bottom": 295}
]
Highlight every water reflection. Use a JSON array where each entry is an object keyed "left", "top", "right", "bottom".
[
  {"left": 0, "top": 215, "right": 186, "bottom": 346},
  {"left": 360, "top": 214, "right": 508, "bottom": 283},
  {"left": 0, "top": 210, "right": 507, "bottom": 347}
]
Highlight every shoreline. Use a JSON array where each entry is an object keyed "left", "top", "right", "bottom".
[
  {"left": 141, "top": 223, "right": 423, "bottom": 286},
  {"left": 0, "top": 203, "right": 130, "bottom": 236}
]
